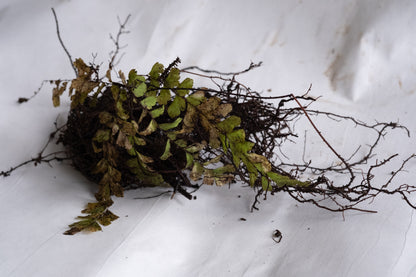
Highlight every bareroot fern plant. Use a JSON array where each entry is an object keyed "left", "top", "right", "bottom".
[
  {"left": 57, "top": 57, "right": 315, "bottom": 235},
  {"left": 2, "top": 13, "right": 416, "bottom": 235}
]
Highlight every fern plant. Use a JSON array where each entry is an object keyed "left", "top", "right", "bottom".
[
  {"left": 2, "top": 13, "right": 415, "bottom": 237},
  {"left": 51, "top": 58, "right": 310, "bottom": 235}
]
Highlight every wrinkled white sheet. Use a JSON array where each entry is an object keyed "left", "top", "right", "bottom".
[{"left": 1, "top": 1, "right": 416, "bottom": 276}]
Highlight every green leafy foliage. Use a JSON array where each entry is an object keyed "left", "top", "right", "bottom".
[
  {"left": 159, "top": 118, "right": 182, "bottom": 131},
  {"left": 186, "top": 90, "right": 205, "bottom": 106},
  {"left": 141, "top": 95, "right": 157, "bottom": 109},
  {"left": 267, "top": 172, "right": 310, "bottom": 188},
  {"left": 150, "top": 105, "right": 164, "bottom": 118},
  {"left": 160, "top": 139, "right": 172, "bottom": 160},
  {"left": 164, "top": 68, "right": 180, "bottom": 88},
  {"left": 51, "top": 58, "right": 310, "bottom": 235},
  {"left": 167, "top": 96, "right": 186, "bottom": 118},
  {"left": 177, "top": 78, "right": 193, "bottom": 96},
  {"left": 133, "top": 83, "right": 147, "bottom": 97},
  {"left": 93, "top": 129, "right": 111, "bottom": 143},
  {"left": 157, "top": 90, "right": 171, "bottom": 105},
  {"left": 217, "top": 116, "right": 241, "bottom": 134}
]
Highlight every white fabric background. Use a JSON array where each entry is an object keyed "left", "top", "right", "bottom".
[{"left": 1, "top": 1, "right": 416, "bottom": 276}]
